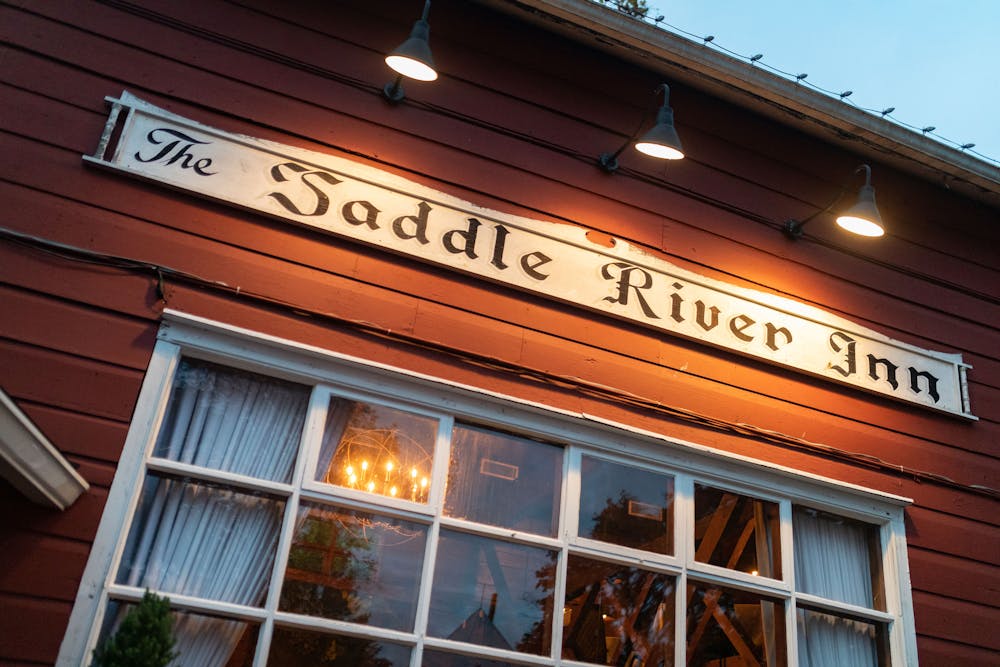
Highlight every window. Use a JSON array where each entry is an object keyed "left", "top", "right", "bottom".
[{"left": 59, "top": 317, "right": 915, "bottom": 666}]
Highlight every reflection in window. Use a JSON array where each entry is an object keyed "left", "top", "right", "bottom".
[
  {"left": 316, "top": 398, "right": 438, "bottom": 502},
  {"left": 268, "top": 627, "right": 410, "bottom": 666},
  {"left": 579, "top": 456, "right": 674, "bottom": 555},
  {"left": 797, "top": 608, "right": 887, "bottom": 667},
  {"left": 422, "top": 648, "right": 517, "bottom": 666},
  {"left": 445, "top": 425, "right": 563, "bottom": 536},
  {"left": 793, "top": 507, "right": 884, "bottom": 610},
  {"left": 428, "top": 530, "right": 556, "bottom": 656},
  {"left": 97, "top": 600, "right": 259, "bottom": 667},
  {"left": 694, "top": 485, "right": 781, "bottom": 579},
  {"left": 279, "top": 503, "right": 428, "bottom": 631},
  {"left": 563, "top": 555, "right": 675, "bottom": 666},
  {"left": 687, "top": 582, "right": 786, "bottom": 666}
]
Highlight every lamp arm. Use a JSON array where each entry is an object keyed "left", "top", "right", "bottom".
[
  {"left": 597, "top": 84, "right": 669, "bottom": 172},
  {"left": 783, "top": 164, "right": 871, "bottom": 238}
]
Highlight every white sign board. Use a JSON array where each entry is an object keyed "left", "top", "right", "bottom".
[{"left": 86, "top": 92, "right": 974, "bottom": 419}]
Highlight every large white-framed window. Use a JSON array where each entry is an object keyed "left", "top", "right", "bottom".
[{"left": 59, "top": 312, "right": 917, "bottom": 666}]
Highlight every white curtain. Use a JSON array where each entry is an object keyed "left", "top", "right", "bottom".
[
  {"left": 794, "top": 508, "right": 880, "bottom": 667},
  {"left": 113, "top": 360, "right": 309, "bottom": 667},
  {"left": 153, "top": 360, "right": 309, "bottom": 482}
]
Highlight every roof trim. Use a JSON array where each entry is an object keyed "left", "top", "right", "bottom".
[
  {"left": 0, "top": 388, "right": 89, "bottom": 510},
  {"left": 481, "top": 0, "right": 1000, "bottom": 206}
]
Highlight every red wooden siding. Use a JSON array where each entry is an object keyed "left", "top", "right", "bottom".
[{"left": 1, "top": 0, "right": 997, "bottom": 664}]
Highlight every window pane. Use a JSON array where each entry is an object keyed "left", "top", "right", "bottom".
[
  {"left": 153, "top": 359, "right": 310, "bottom": 483},
  {"left": 563, "top": 555, "right": 675, "bottom": 666},
  {"left": 97, "top": 599, "right": 259, "bottom": 667},
  {"left": 793, "top": 507, "right": 884, "bottom": 610},
  {"left": 687, "top": 582, "right": 786, "bottom": 666},
  {"left": 694, "top": 484, "right": 781, "bottom": 579},
  {"left": 268, "top": 627, "right": 410, "bottom": 666},
  {"left": 445, "top": 425, "right": 562, "bottom": 536},
  {"left": 797, "top": 608, "right": 887, "bottom": 667},
  {"left": 428, "top": 530, "right": 556, "bottom": 656},
  {"left": 422, "top": 649, "right": 519, "bottom": 666},
  {"left": 279, "top": 503, "right": 428, "bottom": 631},
  {"left": 579, "top": 456, "right": 674, "bottom": 555},
  {"left": 116, "top": 475, "right": 284, "bottom": 605},
  {"left": 316, "top": 398, "right": 438, "bottom": 502}
]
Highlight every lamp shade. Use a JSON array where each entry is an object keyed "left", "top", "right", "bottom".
[
  {"left": 385, "top": 18, "right": 437, "bottom": 81},
  {"left": 835, "top": 183, "right": 885, "bottom": 237},
  {"left": 634, "top": 105, "right": 685, "bottom": 160}
]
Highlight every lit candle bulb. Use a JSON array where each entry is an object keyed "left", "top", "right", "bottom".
[
  {"left": 420, "top": 477, "right": 429, "bottom": 488},
  {"left": 385, "top": 460, "right": 394, "bottom": 481},
  {"left": 346, "top": 465, "right": 354, "bottom": 476},
  {"left": 348, "top": 473, "right": 358, "bottom": 485},
  {"left": 361, "top": 460, "right": 369, "bottom": 472},
  {"left": 366, "top": 480, "right": 375, "bottom": 493},
  {"left": 390, "top": 486, "right": 398, "bottom": 497},
  {"left": 411, "top": 467, "right": 418, "bottom": 479}
]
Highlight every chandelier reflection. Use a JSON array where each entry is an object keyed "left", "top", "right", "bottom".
[{"left": 323, "top": 416, "right": 433, "bottom": 503}]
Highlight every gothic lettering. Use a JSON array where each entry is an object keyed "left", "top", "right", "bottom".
[
  {"left": 867, "top": 356, "right": 899, "bottom": 390},
  {"left": 392, "top": 201, "right": 431, "bottom": 245},
  {"left": 829, "top": 331, "right": 857, "bottom": 377},
  {"left": 135, "top": 128, "right": 216, "bottom": 175},
  {"left": 764, "top": 323, "right": 793, "bottom": 351},
  {"left": 601, "top": 263, "right": 658, "bottom": 319},
  {"left": 729, "top": 314, "right": 755, "bottom": 342},
  {"left": 909, "top": 368, "right": 941, "bottom": 403},
  {"left": 443, "top": 217, "right": 481, "bottom": 258},
  {"left": 520, "top": 251, "right": 551, "bottom": 281},
  {"left": 341, "top": 200, "right": 380, "bottom": 230},
  {"left": 268, "top": 162, "right": 341, "bottom": 217}
]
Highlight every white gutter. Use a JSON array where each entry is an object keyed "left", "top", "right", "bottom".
[
  {"left": 480, "top": 0, "right": 1000, "bottom": 207},
  {"left": 0, "top": 388, "right": 89, "bottom": 510}
]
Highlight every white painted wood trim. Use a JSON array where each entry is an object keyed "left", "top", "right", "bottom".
[{"left": 0, "top": 387, "right": 89, "bottom": 510}]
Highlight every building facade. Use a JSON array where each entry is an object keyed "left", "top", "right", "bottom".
[{"left": 1, "top": 1, "right": 997, "bottom": 665}]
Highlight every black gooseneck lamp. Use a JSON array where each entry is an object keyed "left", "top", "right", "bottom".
[
  {"left": 598, "top": 83, "right": 685, "bottom": 172},
  {"left": 784, "top": 164, "right": 886, "bottom": 239},
  {"left": 383, "top": 0, "right": 438, "bottom": 104}
]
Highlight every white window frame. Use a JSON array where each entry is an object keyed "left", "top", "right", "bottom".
[{"left": 57, "top": 310, "right": 918, "bottom": 666}]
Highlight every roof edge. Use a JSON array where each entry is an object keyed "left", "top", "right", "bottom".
[
  {"left": 0, "top": 388, "right": 89, "bottom": 510},
  {"left": 481, "top": 0, "right": 1000, "bottom": 207}
]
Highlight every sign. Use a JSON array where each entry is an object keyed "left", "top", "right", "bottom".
[{"left": 86, "top": 92, "right": 974, "bottom": 418}]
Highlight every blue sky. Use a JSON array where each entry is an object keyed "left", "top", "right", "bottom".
[{"left": 641, "top": 1, "right": 1000, "bottom": 166}]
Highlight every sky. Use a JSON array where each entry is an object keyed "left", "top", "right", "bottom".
[{"left": 636, "top": 0, "right": 1000, "bottom": 166}]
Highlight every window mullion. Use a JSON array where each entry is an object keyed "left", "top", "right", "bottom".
[
  {"left": 675, "top": 473, "right": 694, "bottom": 666},
  {"left": 252, "top": 385, "right": 330, "bottom": 667},
  {"left": 410, "top": 414, "right": 453, "bottom": 667}
]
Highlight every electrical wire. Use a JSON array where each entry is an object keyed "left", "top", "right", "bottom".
[{"left": 2, "top": 225, "right": 996, "bottom": 502}]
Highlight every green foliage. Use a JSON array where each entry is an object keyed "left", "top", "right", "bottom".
[
  {"left": 603, "top": 0, "right": 651, "bottom": 18},
  {"left": 92, "top": 591, "right": 178, "bottom": 667}
]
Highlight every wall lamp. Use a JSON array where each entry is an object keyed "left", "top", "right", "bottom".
[
  {"left": 783, "top": 164, "right": 886, "bottom": 239},
  {"left": 383, "top": 0, "right": 438, "bottom": 104},
  {"left": 598, "top": 83, "right": 685, "bottom": 172}
]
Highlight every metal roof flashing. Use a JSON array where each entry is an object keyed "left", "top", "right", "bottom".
[{"left": 480, "top": 0, "right": 1000, "bottom": 208}]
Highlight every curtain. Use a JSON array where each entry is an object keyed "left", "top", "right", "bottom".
[
  {"left": 794, "top": 508, "right": 879, "bottom": 667},
  {"left": 114, "top": 360, "right": 309, "bottom": 667},
  {"left": 153, "top": 360, "right": 309, "bottom": 482}
]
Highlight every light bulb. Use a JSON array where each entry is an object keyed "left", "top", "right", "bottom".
[{"left": 367, "top": 481, "right": 375, "bottom": 492}]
